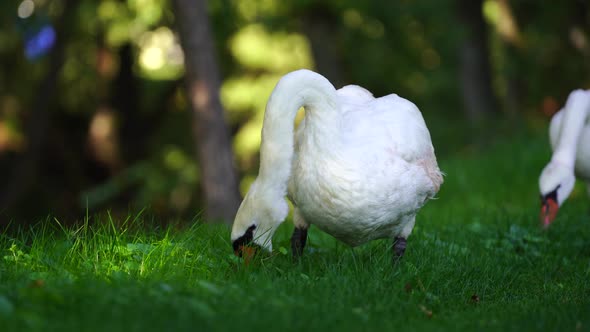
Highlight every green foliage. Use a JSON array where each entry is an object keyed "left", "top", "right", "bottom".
[
  {"left": 81, "top": 145, "right": 198, "bottom": 213},
  {"left": 2, "top": 0, "right": 590, "bottom": 220},
  {"left": 1, "top": 132, "right": 590, "bottom": 331}
]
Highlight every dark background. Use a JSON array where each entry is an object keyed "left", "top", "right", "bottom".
[{"left": 0, "top": 0, "right": 587, "bottom": 225}]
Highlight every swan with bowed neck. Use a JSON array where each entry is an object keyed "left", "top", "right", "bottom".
[
  {"left": 231, "top": 69, "right": 443, "bottom": 260},
  {"left": 539, "top": 89, "right": 590, "bottom": 228}
]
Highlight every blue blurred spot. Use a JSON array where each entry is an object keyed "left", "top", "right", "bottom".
[{"left": 25, "top": 24, "right": 55, "bottom": 60}]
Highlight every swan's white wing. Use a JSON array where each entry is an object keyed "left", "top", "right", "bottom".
[
  {"left": 379, "top": 95, "right": 435, "bottom": 163},
  {"left": 550, "top": 109, "right": 590, "bottom": 180},
  {"left": 336, "top": 85, "right": 374, "bottom": 103},
  {"left": 340, "top": 94, "right": 442, "bottom": 191},
  {"left": 341, "top": 94, "right": 435, "bottom": 162}
]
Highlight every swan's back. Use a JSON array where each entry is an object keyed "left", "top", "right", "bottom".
[
  {"left": 549, "top": 109, "right": 590, "bottom": 180},
  {"left": 340, "top": 93, "right": 437, "bottom": 167},
  {"left": 337, "top": 85, "right": 374, "bottom": 102}
]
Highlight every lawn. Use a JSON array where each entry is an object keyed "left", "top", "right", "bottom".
[{"left": 1, "top": 130, "right": 589, "bottom": 332}]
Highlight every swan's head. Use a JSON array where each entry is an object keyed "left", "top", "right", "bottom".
[
  {"left": 538, "top": 161, "right": 575, "bottom": 228},
  {"left": 231, "top": 180, "right": 288, "bottom": 256}
]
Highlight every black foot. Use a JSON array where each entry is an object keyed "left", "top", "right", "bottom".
[
  {"left": 393, "top": 236, "right": 407, "bottom": 262},
  {"left": 291, "top": 227, "right": 308, "bottom": 258}
]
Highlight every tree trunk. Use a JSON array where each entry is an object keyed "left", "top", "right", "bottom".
[
  {"left": 456, "top": 0, "right": 499, "bottom": 122},
  {"left": 301, "top": 6, "right": 346, "bottom": 88},
  {"left": 172, "top": 0, "right": 240, "bottom": 224}
]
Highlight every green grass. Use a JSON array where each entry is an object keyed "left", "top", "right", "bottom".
[{"left": 1, "top": 131, "right": 590, "bottom": 332}]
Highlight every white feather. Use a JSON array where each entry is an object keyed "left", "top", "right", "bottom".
[
  {"left": 232, "top": 69, "right": 442, "bottom": 250},
  {"left": 540, "top": 89, "right": 590, "bottom": 206}
]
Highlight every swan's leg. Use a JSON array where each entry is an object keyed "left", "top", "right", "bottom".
[
  {"left": 393, "top": 216, "right": 416, "bottom": 261},
  {"left": 291, "top": 208, "right": 309, "bottom": 258},
  {"left": 392, "top": 237, "right": 406, "bottom": 259}
]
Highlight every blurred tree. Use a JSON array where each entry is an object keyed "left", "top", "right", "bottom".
[
  {"left": 299, "top": 3, "right": 347, "bottom": 87},
  {"left": 172, "top": 0, "right": 240, "bottom": 224},
  {"left": 0, "top": 0, "right": 78, "bottom": 212},
  {"left": 456, "top": 0, "right": 499, "bottom": 122}
]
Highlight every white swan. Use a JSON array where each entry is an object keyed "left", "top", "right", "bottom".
[
  {"left": 539, "top": 89, "right": 590, "bottom": 228},
  {"left": 231, "top": 69, "right": 443, "bottom": 260}
]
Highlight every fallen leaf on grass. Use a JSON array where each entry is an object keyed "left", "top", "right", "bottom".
[
  {"left": 404, "top": 282, "right": 412, "bottom": 293},
  {"left": 29, "top": 279, "right": 45, "bottom": 288},
  {"left": 419, "top": 305, "right": 433, "bottom": 318}
]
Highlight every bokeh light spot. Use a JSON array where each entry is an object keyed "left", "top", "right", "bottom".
[
  {"left": 18, "top": 0, "right": 35, "bottom": 19},
  {"left": 25, "top": 25, "right": 56, "bottom": 59}
]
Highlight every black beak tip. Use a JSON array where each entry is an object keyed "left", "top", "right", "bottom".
[{"left": 232, "top": 225, "right": 258, "bottom": 257}]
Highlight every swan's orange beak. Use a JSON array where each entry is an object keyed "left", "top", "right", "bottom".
[
  {"left": 540, "top": 197, "right": 558, "bottom": 229},
  {"left": 234, "top": 244, "right": 259, "bottom": 265},
  {"left": 233, "top": 244, "right": 258, "bottom": 258},
  {"left": 232, "top": 224, "right": 258, "bottom": 260}
]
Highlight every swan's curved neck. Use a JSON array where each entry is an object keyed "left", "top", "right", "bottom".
[
  {"left": 257, "top": 70, "right": 339, "bottom": 194},
  {"left": 552, "top": 99, "right": 589, "bottom": 168}
]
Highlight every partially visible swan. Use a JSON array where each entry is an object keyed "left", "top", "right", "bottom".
[
  {"left": 231, "top": 69, "right": 443, "bottom": 261},
  {"left": 539, "top": 89, "right": 590, "bottom": 228}
]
